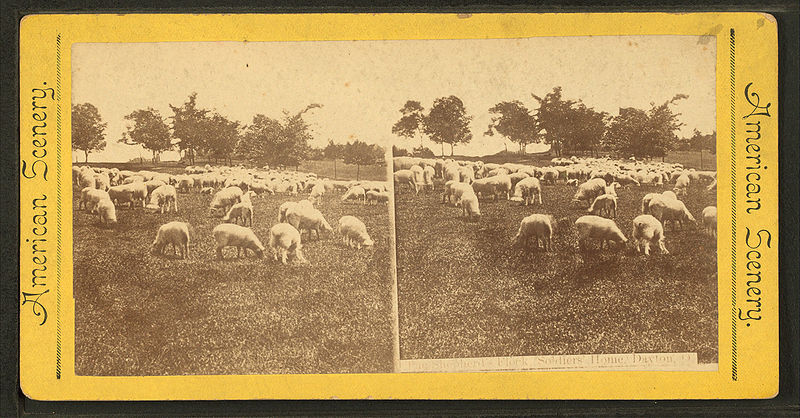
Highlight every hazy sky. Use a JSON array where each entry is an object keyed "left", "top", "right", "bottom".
[{"left": 72, "top": 36, "right": 716, "bottom": 162}]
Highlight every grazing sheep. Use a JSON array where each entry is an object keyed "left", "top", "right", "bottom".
[
  {"left": 588, "top": 193, "right": 617, "bottom": 218},
  {"left": 151, "top": 221, "right": 190, "bottom": 259},
  {"left": 661, "top": 190, "right": 678, "bottom": 201},
  {"left": 573, "top": 178, "right": 607, "bottom": 207},
  {"left": 702, "top": 206, "right": 717, "bottom": 237},
  {"left": 200, "top": 186, "right": 214, "bottom": 195},
  {"left": 96, "top": 198, "right": 117, "bottom": 226},
  {"left": 648, "top": 195, "right": 696, "bottom": 230},
  {"left": 366, "top": 190, "right": 390, "bottom": 205},
  {"left": 209, "top": 186, "right": 243, "bottom": 216},
  {"left": 93, "top": 172, "right": 111, "bottom": 191},
  {"left": 410, "top": 165, "right": 426, "bottom": 186},
  {"left": 632, "top": 214, "right": 669, "bottom": 256},
  {"left": 146, "top": 185, "right": 178, "bottom": 214},
  {"left": 574, "top": 215, "right": 628, "bottom": 251},
  {"left": 458, "top": 166, "right": 475, "bottom": 184},
  {"left": 77, "top": 168, "right": 95, "bottom": 189},
  {"left": 458, "top": 191, "right": 481, "bottom": 220},
  {"left": 268, "top": 223, "right": 307, "bottom": 264},
  {"left": 223, "top": 202, "right": 253, "bottom": 226},
  {"left": 510, "top": 176, "right": 542, "bottom": 206},
  {"left": 447, "top": 182, "right": 475, "bottom": 207},
  {"left": 471, "top": 175, "right": 512, "bottom": 201},
  {"left": 107, "top": 183, "right": 147, "bottom": 208},
  {"left": 285, "top": 206, "right": 333, "bottom": 241},
  {"left": 212, "top": 223, "right": 265, "bottom": 259},
  {"left": 80, "top": 187, "right": 110, "bottom": 213},
  {"left": 443, "top": 164, "right": 461, "bottom": 183},
  {"left": 641, "top": 192, "right": 660, "bottom": 214},
  {"left": 513, "top": 214, "right": 556, "bottom": 251},
  {"left": 538, "top": 167, "right": 559, "bottom": 184},
  {"left": 342, "top": 185, "right": 367, "bottom": 204},
  {"left": 144, "top": 179, "right": 167, "bottom": 196},
  {"left": 337, "top": 216, "right": 374, "bottom": 249},
  {"left": 393, "top": 169, "right": 419, "bottom": 194},
  {"left": 309, "top": 182, "right": 327, "bottom": 202},
  {"left": 122, "top": 175, "right": 145, "bottom": 185}
]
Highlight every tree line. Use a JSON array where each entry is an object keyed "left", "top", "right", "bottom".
[
  {"left": 392, "top": 87, "right": 716, "bottom": 159},
  {"left": 72, "top": 93, "right": 385, "bottom": 175}
]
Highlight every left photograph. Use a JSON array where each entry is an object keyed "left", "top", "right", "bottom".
[{"left": 70, "top": 42, "right": 395, "bottom": 375}]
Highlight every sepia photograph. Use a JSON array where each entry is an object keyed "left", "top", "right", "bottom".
[
  {"left": 70, "top": 42, "right": 396, "bottom": 375},
  {"left": 389, "top": 36, "right": 719, "bottom": 371}
]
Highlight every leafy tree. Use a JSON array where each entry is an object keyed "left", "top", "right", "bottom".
[
  {"left": 603, "top": 94, "right": 688, "bottom": 159},
  {"left": 203, "top": 113, "right": 240, "bottom": 165},
  {"left": 72, "top": 103, "right": 108, "bottom": 162},
  {"left": 323, "top": 140, "right": 346, "bottom": 179},
  {"left": 169, "top": 92, "right": 209, "bottom": 165},
  {"left": 237, "top": 104, "right": 321, "bottom": 169},
  {"left": 532, "top": 87, "right": 576, "bottom": 157},
  {"left": 568, "top": 103, "right": 609, "bottom": 156},
  {"left": 392, "top": 145, "right": 409, "bottom": 157},
  {"left": 119, "top": 108, "right": 172, "bottom": 163},
  {"left": 688, "top": 129, "right": 717, "bottom": 170},
  {"left": 342, "top": 140, "right": 384, "bottom": 180},
  {"left": 392, "top": 100, "right": 426, "bottom": 148},
  {"left": 424, "top": 96, "right": 473, "bottom": 156},
  {"left": 485, "top": 100, "right": 540, "bottom": 154}
]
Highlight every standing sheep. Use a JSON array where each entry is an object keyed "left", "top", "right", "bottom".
[
  {"left": 513, "top": 214, "right": 555, "bottom": 251},
  {"left": 268, "top": 223, "right": 308, "bottom": 264},
  {"left": 632, "top": 214, "right": 669, "bottom": 256},
  {"left": 341, "top": 185, "right": 367, "bottom": 204},
  {"left": 588, "top": 193, "right": 617, "bottom": 218},
  {"left": 96, "top": 199, "right": 117, "bottom": 226},
  {"left": 510, "top": 176, "right": 542, "bottom": 206},
  {"left": 223, "top": 202, "right": 253, "bottom": 226},
  {"left": 151, "top": 221, "right": 190, "bottom": 259},
  {"left": 209, "top": 186, "right": 243, "bottom": 216},
  {"left": 574, "top": 215, "right": 628, "bottom": 251},
  {"left": 458, "top": 192, "right": 481, "bottom": 221},
  {"left": 212, "top": 223, "right": 265, "bottom": 259},
  {"left": 337, "top": 216, "right": 375, "bottom": 249},
  {"left": 702, "top": 206, "right": 717, "bottom": 237},
  {"left": 393, "top": 169, "right": 419, "bottom": 194},
  {"left": 146, "top": 185, "right": 178, "bottom": 214},
  {"left": 648, "top": 196, "right": 696, "bottom": 230}
]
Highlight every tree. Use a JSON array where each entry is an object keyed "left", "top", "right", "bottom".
[
  {"left": 392, "top": 100, "right": 426, "bottom": 148},
  {"left": 688, "top": 129, "right": 717, "bottom": 169},
  {"left": 203, "top": 113, "right": 240, "bottom": 165},
  {"left": 603, "top": 94, "right": 688, "bottom": 159},
  {"left": 324, "top": 140, "right": 346, "bottom": 179},
  {"left": 342, "top": 140, "right": 384, "bottom": 180},
  {"left": 485, "top": 100, "right": 540, "bottom": 154},
  {"left": 237, "top": 104, "right": 321, "bottom": 169},
  {"left": 424, "top": 96, "right": 473, "bottom": 156},
  {"left": 72, "top": 103, "right": 108, "bottom": 162},
  {"left": 532, "top": 87, "right": 576, "bottom": 157},
  {"left": 169, "top": 92, "right": 209, "bottom": 165},
  {"left": 119, "top": 108, "right": 172, "bottom": 163},
  {"left": 569, "top": 103, "right": 608, "bottom": 156}
]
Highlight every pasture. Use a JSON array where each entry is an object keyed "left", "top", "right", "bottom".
[
  {"left": 395, "top": 179, "right": 718, "bottom": 364},
  {"left": 73, "top": 167, "right": 394, "bottom": 375}
]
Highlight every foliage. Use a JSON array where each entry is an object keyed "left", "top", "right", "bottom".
[
  {"left": 169, "top": 93, "right": 209, "bottom": 165},
  {"left": 202, "top": 113, "right": 240, "bottom": 164},
  {"left": 342, "top": 140, "right": 385, "bottom": 180},
  {"left": 423, "top": 96, "right": 473, "bottom": 156},
  {"left": 237, "top": 104, "right": 321, "bottom": 168},
  {"left": 392, "top": 145, "right": 409, "bottom": 157},
  {"left": 324, "top": 140, "right": 347, "bottom": 160},
  {"left": 603, "top": 94, "right": 688, "bottom": 158},
  {"left": 532, "top": 87, "right": 575, "bottom": 157},
  {"left": 485, "top": 100, "right": 540, "bottom": 154},
  {"left": 72, "top": 103, "right": 108, "bottom": 162},
  {"left": 411, "top": 146, "right": 436, "bottom": 158},
  {"left": 120, "top": 108, "right": 172, "bottom": 162},
  {"left": 392, "top": 100, "right": 426, "bottom": 146}
]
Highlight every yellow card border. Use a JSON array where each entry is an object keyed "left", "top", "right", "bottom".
[{"left": 19, "top": 12, "right": 778, "bottom": 400}]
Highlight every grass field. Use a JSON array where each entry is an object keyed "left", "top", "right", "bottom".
[
  {"left": 395, "top": 180, "right": 718, "bottom": 364},
  {"left": 73, "top": 166, "right": 394, "bottom": 375}
]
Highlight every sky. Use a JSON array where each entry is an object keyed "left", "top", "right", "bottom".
[{"left": 71, "top": 36, "right": 716, "bottom": 162}]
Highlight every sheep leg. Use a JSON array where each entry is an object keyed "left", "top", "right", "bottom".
[
  {"left": 216, "top": 246, "right": 224, "bottom": 259},
  {"left": 281, "top": 249, "right": 288, "bottom": 265}
]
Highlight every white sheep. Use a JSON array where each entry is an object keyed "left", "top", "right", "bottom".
[
  {"left": 212, "top": 223, "right": 265, "bottom": 259},
  {"left": 144, "top": 179, "right": 167, "bottom": 196},
  {"left": 107, "top": 183, "right": 147, "bottom": 208},
  {"left": 80, "top": 187, "right": 110, "bottom": 213},
  {"left": 209, "top": 186, "right": 243, "bottom": 216},
  {"left": 510, "top": 176, "right": 542, "bottom": 206},
  {"left": 458, "top": 191, "right": 481, "bottom": 220},
  {"left": 574, "top": 215, "right": 628, "bottom": 250},
  {"left": 309, "top": 182, "right": 327, "bottom": 202},
  {"left": 588, "top": 193, "right": 617, "bottom": 218},
  {"left": 223, "top": 202, "right": 253, "bottom": 226},
  {"left": 702, "top": 206, "right": 717, "bottom": 237},
  {"left": 285, "top": 206, "right": 333, "bottom": 241},
  {"left": 341, "top": 185, "right": 367, "bottom": 204},
  {"left": 366, "top": 190, "right": 390, "bottom": 205},
  {"left": 393, "top": 169, "right": 419, "bottom": 194},
  {"left": 632, "top": 214, "right": 669, "bottom": 256},
  {"left": 151, "top": 221, "right": 190, "bottom": 259},
  {"left": 146, "top": 185, "right": 178, "bottom": 214},
  {"left": 648, "top": 195, "right": 696, "bottom": 230},
  {"left": 573, "top": 178, "right": 607, "bottom": 207},
  {"left": 471, "top": 174, "right": 512, "bottom": 201},
  {"left": 423, "top": 166, "right": 435, "bottom": 191},
  {"left": 337, "top": 216, "right": 374, "bottom": 249},
  {"left": 96, "top": 198, "right": 117, "bottom": 226},
  {"left": 268, "top": 223, "right": 308, "bottom": 264},
  {"left": 513, "top": 214, "right": 555, "bottom": 251},
  {"left": 641, "top": 192, "right": 659, "bottom": 214}
]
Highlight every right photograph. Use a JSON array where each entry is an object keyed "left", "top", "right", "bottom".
[{"left": 392, "top": 35, "right": 718, "bottom": 372}]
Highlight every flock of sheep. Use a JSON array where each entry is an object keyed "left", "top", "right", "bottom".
[
  {"left": 393, "top": 155, "right": 718, "bottom": 256},
  {"left": 73, "top": 164, "right": 390, "bottom": 264}
]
